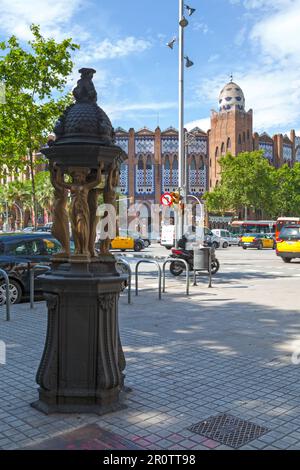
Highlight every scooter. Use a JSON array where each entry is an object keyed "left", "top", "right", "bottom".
[{"left": 169, "top": 242, "right": 220, "bottom": 276}]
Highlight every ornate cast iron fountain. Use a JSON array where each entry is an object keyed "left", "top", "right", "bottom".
[{"left": 32, "top": 68, "right": 127, "bottom": 414}]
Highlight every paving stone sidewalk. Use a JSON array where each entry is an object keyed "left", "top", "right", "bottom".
[{"left": 1, "top": 251, "right": 300, "bottom": 450}]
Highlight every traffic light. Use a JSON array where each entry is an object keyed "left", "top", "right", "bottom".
[{"left": 171, "top": 192, "right": 180, "bottom": 204}]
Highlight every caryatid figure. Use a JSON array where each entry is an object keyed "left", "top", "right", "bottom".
[
  {"left": 50, "top": 162, "right": 70, "bottom": 257},
  {"left": 57, "top": 166, "right": 102, "bottom": 256},
  {"left": 99, "top": 162, "right": 119, "bottom": 254}
]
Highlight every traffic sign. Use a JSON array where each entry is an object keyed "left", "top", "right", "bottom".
[{"left": 160, "top": 192, "right": 173, "bottom": 207}]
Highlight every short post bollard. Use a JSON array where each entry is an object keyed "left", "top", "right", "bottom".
[
  {"left": 0, "top": 268, "right": 10, "bottom": 321},
  {"left": 30, "top": 265, "right": 51, "bottom": 309},
  {"left": 135, "top": 260, "right": 162, "bottom": 300}
]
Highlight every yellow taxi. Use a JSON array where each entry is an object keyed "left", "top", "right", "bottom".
[
  {"left": 241, "top": 233, "right": 275, "bottom": 250},
  {"left": 276, "top": 225, "right": 300, "bottom": 263},
  {"left": 110, "top": 233, "right": 145, "bottom": 252}
]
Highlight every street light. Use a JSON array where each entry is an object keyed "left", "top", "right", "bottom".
[
  {"left": 185, "top": 4, "right": 196, "bottom": 16},
  {"left": 184, "top": 56, "right": 194, "bottom": 68},
  {"left": 166, "top": 1, "right": 195, "bottom": 244}
]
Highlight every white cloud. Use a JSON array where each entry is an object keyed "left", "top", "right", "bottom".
[
  {"left": 105, "top": 101, "right": 177, "bottom": 120},
  {"left": 78, "top": 36, "right": 152, "bottom": 62},
  {"left": 195, "top": 0, "right": 300, "bottom": 133},
  {"left": 185, "top": 117, "right": 211, "bottom": 132},
  {"left": 0, "top": 0, "right": 83, "bottom": 40}
]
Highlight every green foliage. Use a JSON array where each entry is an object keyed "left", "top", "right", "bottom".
[
  {"left": 204, "top": 150, "right": 300, "bottom": 219},
  {"left": 273, "top": 163, "right": 300, "bottom": 217},
  {"left": 0, "top": 24, "right": 79, "bottom": 223}
]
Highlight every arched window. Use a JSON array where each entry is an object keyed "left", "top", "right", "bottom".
[
  {"left": 190, "top": 156, "right": 196, "bottom": 170},
  {"left": 138, "top": 156, "right": 143, "bottom": 170},
  {"left": 215, "top": 147, "right": 219, "bottom": 157},
  {"left": 199, "top": 157, "right": 204, "bottom": 170},
  {"left": 243, "top": 132, "right": 246, "bottom": 142},
  {"left": 164, "top": 155, "right": 170, "bottom": 169},
  {"left": 247, "top": 129, "right": 250, "bottom": 140},
  {"left": 238, "top": 134, "right": 242, "bottom": 145},
  {"left": 221, "top": 142, "right": 225, "bottom": 155},
  {"left": 227, "top": 137, "right": 231, "bottom": 150},
  {"left": 172, "top": 155, "right": 178, "bottom": 170},
  {"left": 146, "top": 155, "right": 152, "bottom": 169}
]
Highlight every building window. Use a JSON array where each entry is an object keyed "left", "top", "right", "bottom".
[
  {"left": 247, "top": 129, "right": 250, "bottom": 140},
  {"left": 138, "top": 155, "right": 143, "bottom": 170},
  {"left": 227, "top": 137, "right": 231, "bottom": 150},
  {"left": 215, "top": 147, "right": 219, "bottom": 157},
  {"left": 238, "top": 134, "right": 242, "bottom": 145},
  {"left": 164, "top": 155, "right": 170, "bottom": 169},
  {"left": 146, "top": 155, "right": 152, "bottom": 170},
  {"left": 190, "top": 156, "right": 196, "bottom": 170},
  {"left": 172, "top": 155, "right": 178, "bottom": 170},
  {"left": 221, "top": 142, "right": 225, "bottom": 155},
  {"left": 243, "top": 132, "right": 246, "bottom": 142}
]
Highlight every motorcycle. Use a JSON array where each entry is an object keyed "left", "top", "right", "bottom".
[{"left": 169, "top": 242, "right": 220, "bottom": 277}]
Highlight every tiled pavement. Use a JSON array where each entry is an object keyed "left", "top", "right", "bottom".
[{"left": 1, "top": 249, "right": 300, "bottom": 450}]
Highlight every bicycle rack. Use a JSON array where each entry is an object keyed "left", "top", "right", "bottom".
[
  {"left": 0, "top": 268, "right": 11, "bottom": 321},
  {"left": 116, "top": 257, "right": 132, "bottom": 304},
  {"left": 30, "top": 265, "right": 51, "bottom": 309},
  {"left": 135, "top": 260, "right": 162, "bottom": 300},
  {"left": 193, "top": 248, "right": 213, "bottom": 288},
  {"left": 162, "top": 258, "right": 190, "bottom": 296}
]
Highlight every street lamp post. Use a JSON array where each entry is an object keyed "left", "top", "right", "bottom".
[{"left": 168, "top": 2, "right": 195, "bottom": 244}]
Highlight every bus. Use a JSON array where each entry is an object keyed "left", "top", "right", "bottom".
[
  {"left": 230, "top": 220, "right": 276, "bottom": 236},
  {"left": 275, "top": 217, "right": 300, "bottom": 240}
]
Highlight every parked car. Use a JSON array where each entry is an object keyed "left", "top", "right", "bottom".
[
  {"left": 276, "top": 225, "right": 300, "bottom": 262},
  {"left": 241, "top": 233, "right": 275, "bottom": 250},
  {"left": 0, "top": 232, "right": 73, "bottom": 305},
  {"left": 119, "top": 229, "right": 151, "bottom": 248},
  {"left": 212, "top": 229, "right": 239, "bottom": 247}
]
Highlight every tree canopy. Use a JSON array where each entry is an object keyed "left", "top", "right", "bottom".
[
  {"left": 204, "top": 151, "right": 300, "bottom": 218},
  {"left": 0, "top": 24, "right": 79, "bottom": 223}
]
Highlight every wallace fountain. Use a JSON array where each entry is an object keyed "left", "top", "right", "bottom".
[{"left": 31, "top": 68, "right": 127, "bottom": 414}]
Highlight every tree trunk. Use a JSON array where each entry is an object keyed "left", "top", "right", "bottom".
[{"left": 28, "top": 149, "right": 38, "bottom": 229}]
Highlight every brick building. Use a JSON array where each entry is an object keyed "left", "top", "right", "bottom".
[{"left": 115, "top": 78, "right": 300, "bottom": 229}]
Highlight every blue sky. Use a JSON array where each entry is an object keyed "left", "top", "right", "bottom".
[{"left": 0, "top": 0, "right": 300, "bottom": 135}]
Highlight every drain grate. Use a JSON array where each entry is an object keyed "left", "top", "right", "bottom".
[{"left": 188, "top": 413, "right": 269, "bottom": 449}]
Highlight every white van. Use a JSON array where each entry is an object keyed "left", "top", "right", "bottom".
[{"left": 212, "top": 229, "right": 239, "bottom": 247}]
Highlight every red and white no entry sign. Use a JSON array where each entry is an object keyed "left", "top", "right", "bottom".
[{"left": 160, "top": 192, "right": 173, "bottom": 207}]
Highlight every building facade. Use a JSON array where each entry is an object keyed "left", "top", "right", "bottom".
[{"left": 115, "top": 78, "right": 300, "bottom": 229}]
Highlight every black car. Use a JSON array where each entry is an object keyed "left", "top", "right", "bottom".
[{"left": 0, "top": 232, "right": 68, "bottom": 305}]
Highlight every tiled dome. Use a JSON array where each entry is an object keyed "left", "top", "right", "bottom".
[
  {"left": 53, "top": 68, "right": 114, "bottom": 146},
  {"left": 218, "top": 81, "right": 245, "bottom": 113}
]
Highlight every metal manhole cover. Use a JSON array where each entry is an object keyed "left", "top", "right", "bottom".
[{"left": 188, "top": 413, "right": 269, "bottom": 449}]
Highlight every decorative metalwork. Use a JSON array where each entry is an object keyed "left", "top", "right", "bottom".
[
  {"left": 189, "top": 168, "right": 207, "bottom": 194},
  {"left": 283, "top": 144, "right": 292, "bottom": 161},
  {"left": 162, "top": 137, "right": 178, "bottom": 153},
  {"left": 259, "top": 142, "right": 273, "bottom": 160},
  {"left": 135, "top": 166, "right": 154, "bottom": 195},
  {"left": 295, "top": 136, "right": 300, "bottom": 162},
  {"left": 119, "top": 163, "right": 128, "bottom": 194},
  {"left": 115, "top": 137, "right": 129, "bottom": 154},
  {"left": 187, "top": 137, "right": 207, "bottom": 155},
  {"left": 188, "top": 413, "right": 269, "bottom": 449},
  {"left": 135, "top": 136, "right": 154, "bottom": 154}
]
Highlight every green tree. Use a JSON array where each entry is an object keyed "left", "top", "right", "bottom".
[
  {"left": 35, "top": 171, "right": 54, "bottom": 219},
  {"left": 273, "top": 163, "right": 300, "bottom": 217},
  {"left": 0, "top": 24, "right": 79, "bottom": 226},
  {"left": 204, "top": 151, "right": 277, "bottom": 218}
]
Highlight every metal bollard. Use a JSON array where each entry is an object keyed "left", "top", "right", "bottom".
[
  {"left": 30, "top": 265, "right": 51, "bottom": 309},
  {"left": 162, "top": 258, "right": 190, "bottom": 296},
  {"left": 116, "top": 257, "right": 132, "bottom": 304},
  {"left": 0, "top": 268, "right": 10, "bottom": 321},
  {"left": 135, "top": 260, "right": 162, "bottom": 300}
]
